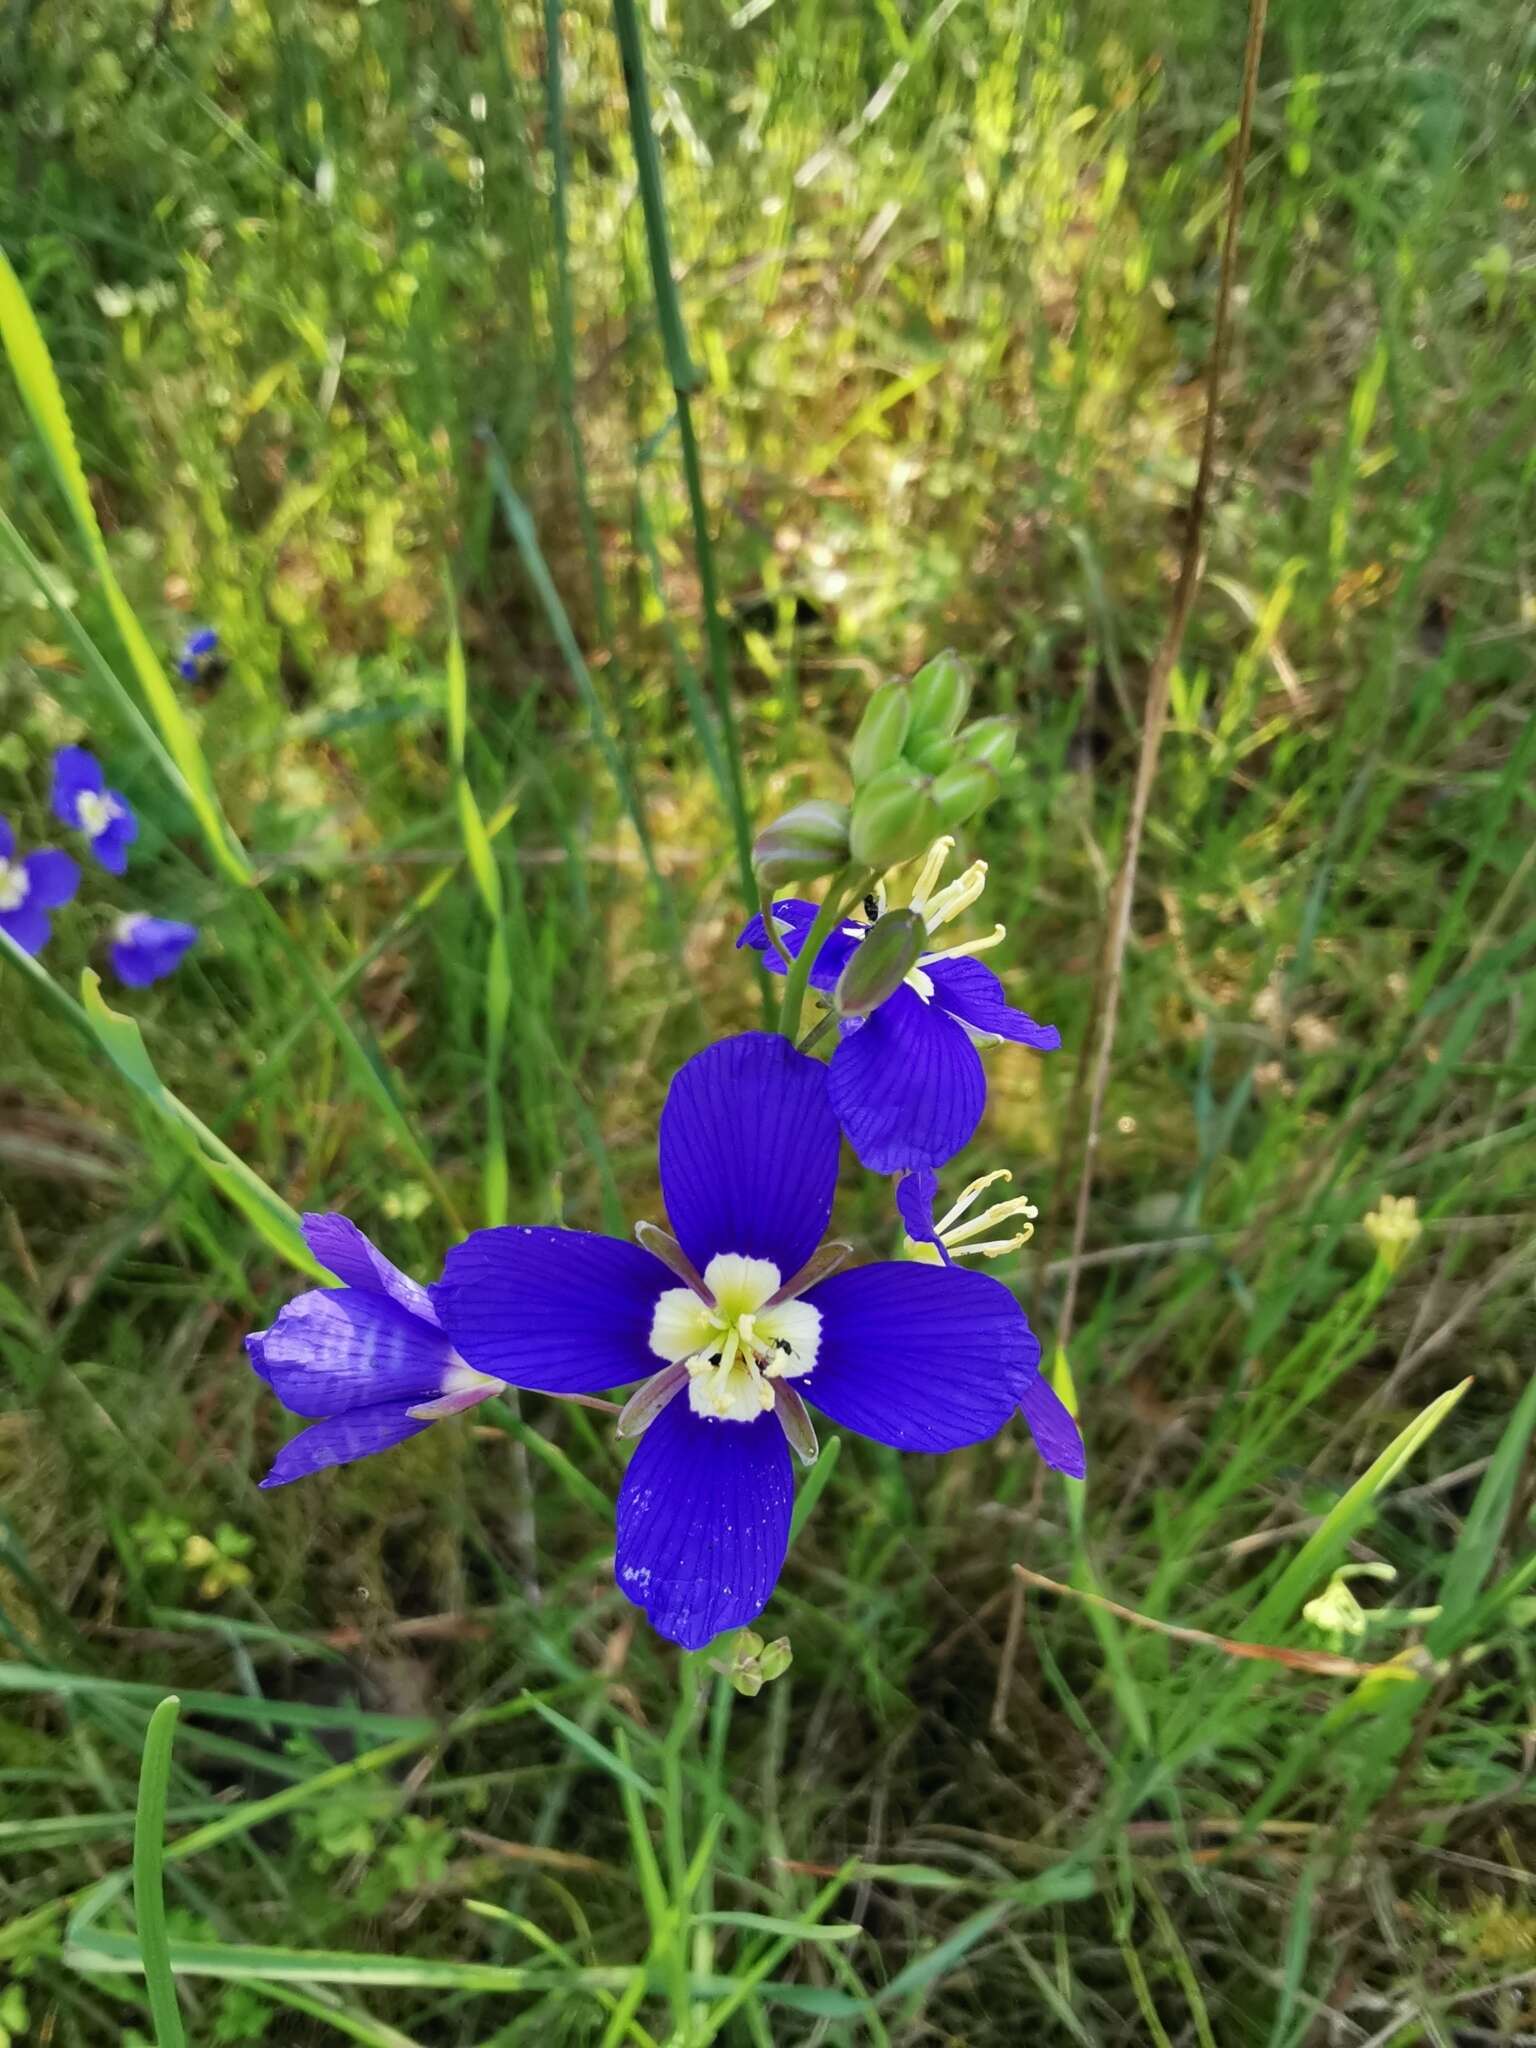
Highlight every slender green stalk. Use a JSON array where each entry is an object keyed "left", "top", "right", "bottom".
[
  {"left": 609, "top": 0, "right": 755, "bottom": 910},
  {"left": 777, "top": 867, "right": 865, "bottom": 1044},
  {"left": 133, "top": 1696, "right": 186, "bottom": 2048}
]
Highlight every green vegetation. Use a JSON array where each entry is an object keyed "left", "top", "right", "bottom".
[{"left": 2, "top": 0, "right": 1534, "bottom": 2039}]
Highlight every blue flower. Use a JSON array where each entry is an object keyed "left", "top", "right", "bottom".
[
  {"left": 247, "top": 1214, "right": 504, "bottom": 1487},
  {"left": 739, "top": 836, "right": 1060, "bottom": 1172},
  {"left": 431, "top": 1032, "right": 1073, "bottom": 1651},
  {"left": 110, "top": 913, "right": 198, "bottom": 988},
  {"left": 0, "top": 815, "right": 79, "bottom": 957},
  {"left": 51, "top": 747, "right": 138, "bottom": 874},
  {"left": 177, "top": 626, "right": 220, "bottom": 683},
  {"left": 896, "top": 1165, "right": 1085, "bottom": 1479}
]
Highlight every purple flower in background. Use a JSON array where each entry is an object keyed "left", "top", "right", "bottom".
[
  {"left": 896, "top": 1165, "right": 1084, "bottom": 1479},
  {"left": 739, "top": 836, "right": 1060, "bottom": 1173},
  {"left": 51, "top": 747, "right": 137, "bottom": 874},
  {"left": 247, "top": 1214, "right": 503, "bottom": 1487},
  {"left": 0, "top": 815, "right": 78, "bottom": 957},
  {"left": 110, "top": 913, "right": 198, "bottom": 988},
  {"left": 177, "top": 626, "right": 220, "bottom": 683},
  {"left": 432, "top": 1032, "right": 1073, "bottom": 1651}
]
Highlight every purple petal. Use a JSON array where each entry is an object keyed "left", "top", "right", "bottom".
[
  {"left": 615, "top": 1397, "right": 792, "bottom": 1649},
  {"left": 0, "top": 815, "right": 13, "bottom": 862},
  {"left": 1019, "top": 1375, "right": 1086, "bottom": 1479},
  {"left": 803, "top": 1262, "right": 1030, "bottom": 1451},
  {"left": 736, "top": 898, "right": 862, "bottom": 991},
  {"left": 301, "top": 1213, "right": 437, "bottom": 1323},
  {"left": 895, "top": 1168, "right": 951, "bottom": 1264},
  {"left": 659, "top": 1032, "right": 841, "bottom": 1279},
  {"left": 433, "top": 1226, "right": 667, "bottom": 1394},
  {"left": 928, "top": 958, "right": 1061, "bottom": 1051},
  {"left": 246, "top": 1288, "right": 455, "bottom": 1417},
  {"left": 110, "top": 916, "right": 197, "bottom": 987},
  {"left": 91, "top": 800, "right": 138, "bottom": 875},
  {"left": 186, "top": 627, "right": 219, "bottom": 657},
  {"left": 0, "top": 902, "right": 51, "bottom": 956},
  {"left": 23, "top": 850, "right": 79, "bottom": 910},
  {"left": 827, "top": 987, "right": 984, "bottom": 1172},
  {"left": 50, "top": 746, "right": 104, "bottom": 828},
  {"left": 260, "top": 1401, "right": 431, "bottom": 1487}
]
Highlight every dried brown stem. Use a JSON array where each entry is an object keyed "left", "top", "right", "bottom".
[{"left": 1050, "top": 0, "right": 1271, "bottom": 1352}]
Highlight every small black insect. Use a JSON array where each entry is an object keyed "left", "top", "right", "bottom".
[
  {"left": 774, "top": 1338, "right": 794, "bottom": 1356},
  {"left": 862, "top": 893, "right": 880, "bottom": 921}
]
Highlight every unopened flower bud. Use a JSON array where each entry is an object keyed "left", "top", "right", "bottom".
[
  {"left": 931, "top": 758, "right": 1002, "bottom": 829},
  {"left": 848, "top": 766, "right": 939, "bottom": 869},
  {"left": 710, "top": 1627, "right": 793, "bottom": 1697},
  {"left": 958, "top": 715, "right": 1018, "bottom": 775},
  {"left": 905, "top": 728, "right": 956, "bottom": 776},
  {"left": 849, "top": 681, "right": 912, "bottom": 785},
  {"left": 834, "top": 908, "right": 925, "bottom": 1017},
  {"left": 908, "top": 650, "right": 973, "bottom": 738},
  {"left": 752, "top": 800, "right": 850, "bottom": 890},
  {"left": 757, "top": 1636, "right": 793, "bottom": 1683}
]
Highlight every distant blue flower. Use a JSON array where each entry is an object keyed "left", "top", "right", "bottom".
[
  {"left": 896, "top": 1165, "right": 1085, "bottom": 1479},
  {"left": 110, "top": 913, "right": 198, "bottom": 987},
  {"left": 51, "top": 747, "right": 137, "bottom": 874},
  {"left": 431, "top": 1032, "right": 1070, "bottom": 1651},
  {"left": 739, "top": 836, "right": 1060, "bottom": 1173},
  {"left": 247, "top": 1214, "right": 504, "bottom": 1487},
  {"left": 177, "top": 626, "right": 220, "bottom": 683},
  {"left": 0, "top": 815, "right": 78, "bottom": 957}
]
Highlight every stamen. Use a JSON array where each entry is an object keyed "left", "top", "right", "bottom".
[
  {"left": 935, "top": 1168, "right": 1013, "bottom": 1236},
  {"left": 920, "top": 859, "right": 989, "bottom": 932},
  {"left": 918, "top": 923, "right": 1006, "bottom": 969},
  {"left": 949, "top": 1232, "right": 1033, "bottom": 1261},
  {"left": 905, "top": 836, "right": 955, "bottom": 912},
  {"left": 945, "top": 1193, "right": 1038, "bottom": 1249}
]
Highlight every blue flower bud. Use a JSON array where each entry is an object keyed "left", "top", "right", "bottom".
[{"left": 834, "top": 907, "right": 926, "bottom": 1017}]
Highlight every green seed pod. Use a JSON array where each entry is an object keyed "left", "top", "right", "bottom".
[
  {"left": 849, "top": 681, "right": 912, "bottom": 785},
  {"left": 932, "top": 758, "right": 1002, "bottom": 829},
  {"left": 957, "top": 715, "right": 1018, "bottom": 775},
  {"left": 752, "top": 800, "right": 851, "bottom": 890},
  {"left": 908, "top": 650, "right": 973, "bottom": 739},
  {"left": 834, "top": 907, "right": 925, "bottom": 1018},
  {"left": 756, "top": 1636, "right": 793, "bottom": 1683},
  {"left": 848, "top": 766, "right": 940, "bottom": 869},
  {"left": 906, "top": 728, "right": 957, "bottom": 776}
]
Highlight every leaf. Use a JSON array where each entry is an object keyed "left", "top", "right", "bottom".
[
  {"left": 133, "top": 1698, "right": 186, "bottom": 2048},
  {"left": 79, "top": 971, "right": 322, "bottom": 1281},
  {"left": 0, "top": 249, "right": 250, "bottom": 885}
]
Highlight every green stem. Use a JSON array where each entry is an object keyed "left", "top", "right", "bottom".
[
  {"left": 609, "top": 0, "right": 755, "bottom": 914},
  {"left": 777, "top": 868, "right": 861, "bottom": 1044},
  {"left": 795, "top": 1011, "right": 835, "bottom": 1057}
]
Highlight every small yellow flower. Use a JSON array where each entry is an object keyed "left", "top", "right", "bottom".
[{"left": 1364, "top": 1193, "right": 1422, "bottom": 1272}]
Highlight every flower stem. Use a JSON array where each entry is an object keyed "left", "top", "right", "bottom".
[
  {"left": 778, "top": 867, "right": 863, "bottom": 1045},
  {"left": 795, "top": 1011, "right": 835, "bottom": 1057}
]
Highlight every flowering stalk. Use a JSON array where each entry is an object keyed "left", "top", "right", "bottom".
[{"left": 776, "top": 866, "right": 867, "bottom": 1044}]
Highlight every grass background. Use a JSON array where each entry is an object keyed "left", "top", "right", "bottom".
[{"left": 2, "top": 0, "right": 1535, "bottom": 2040}]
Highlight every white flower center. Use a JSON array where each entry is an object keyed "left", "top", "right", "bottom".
[
  {"left": 841, "top": 836, "right": 1007, "bottom": 1007},
  {"left": 649, "top": 1252, "right": 821, "bottom": 1424},
  {"left": 77, "top": 790, "right": 122, "bottom": 839},
  {"left": 0, "top": 859, "right": 27, "bottom": 914}
]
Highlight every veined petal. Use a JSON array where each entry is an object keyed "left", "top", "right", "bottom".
[
  {"left": 895, "top": 1168, "right": 951, "bottom": 1264},
  {"left": 301, "top": 1212, "right": 437, "bottom": 1324},
  {"left": 50, "top": 746, "right": 104, "bottom": 828},
  {"left": 246, "top": 1289, "right": 455, "bottom": 1417},
  {"left": 1019, "top": 1374, "right": 1086, "bottom": 1478},
  {"left": 928, "top": 957, "right": 1061, "bottom": 1051},
  {"left": 615, "top": 1397, "right": 792, "bottom": 1649},
  {"left": 659, "top": 1033, "right": 840, "bottom": 1278},
  {"left": 736, "top": 898, "right": 861, "bottom": 990},
  {"left": 803, "top": 1262, "right": 1029, "bottom": 1451},
  {"left": 433, "top": 1226, "right": 666, "bottom": 1395},
  {"left": 23, "top": 850, "right": 79, "bottom": 910},
  {"left": 260, "top": 1402, "right": 431, "bottom": 1487},
  {"left": 828, "top": 987, "right": 984, "bottom": 1172}
]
